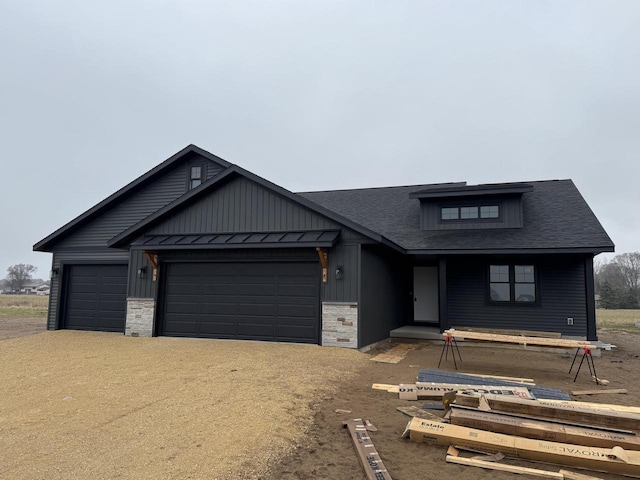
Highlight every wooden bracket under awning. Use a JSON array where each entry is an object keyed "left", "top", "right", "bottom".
[
  {"left": 144, "top": 251, "right": 158, "bottom": 281},
  {"left": 316, "top": 247, "right": 328, "bottom": 283}
]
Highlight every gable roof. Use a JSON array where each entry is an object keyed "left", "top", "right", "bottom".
[
  {"left": 33, "top": 145, "right": 230, "bottom": 251},
  {"left": 108, "top": 164, "right": 403, "bottom": 252},
  {"left": 299, "top": 180, "right": 615, "bottom": 254}
]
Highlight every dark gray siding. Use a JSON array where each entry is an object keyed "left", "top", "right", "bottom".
[
  {"left": 47, "top": 249, "right": 129, "bottom": 330},
  {"left": 360, "top": 245, "right": 410, "bottom": 347},
  {"left": 322, "top": 243, "right": 360, "bottom": 303},
  {"left": 149, "top": 177, "right": 340, "bottom": 234},
  {"left": 55, "top": 159, "right": 224, "bottom": 248},
  {"left": 420, "top": 196, "right": 523, "bottom": 230},
  {"left": 446, "top": 255, "right": 588, "bottom": 337},
  {"left": 128, "top": 250, "right": 157, "bottom": 299}
]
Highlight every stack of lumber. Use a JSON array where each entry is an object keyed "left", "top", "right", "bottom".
[
  {"left": 417, "top": 369, "right": 571, "bottom": 400},
  {"left": 404, "top": 389, "right": 640, "bottom": 477},
  {"left": 443, "top": 328, "right": 598, "bottom": 349}
]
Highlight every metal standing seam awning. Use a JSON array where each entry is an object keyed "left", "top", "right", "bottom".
[{"left": 129, "top": 230, "right": 340, "bottom": 250}]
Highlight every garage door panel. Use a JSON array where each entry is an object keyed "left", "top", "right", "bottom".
[
  {"left": 278, "top": 304, "right": 316, "bottom": 318},
  {"left": 197, "top": 321, "right": 238, "bottom": 336},
  {"left": 63, "top": 264, "right": 127, "bottom": 332},
  {"left": 278, "top": 284, "right": 317, "bottom": 297},
  {"left": 200, "top": 302, "right": 237, "bottom": 315},
  {"left": 238, "top": 284, "right": 277, "bottom": 296},
  {"left": 201, "top": 283, "right": 238, "bottom": 295},
  {"left": 161, "top": 261, "right": 319, "bottom": 343}
]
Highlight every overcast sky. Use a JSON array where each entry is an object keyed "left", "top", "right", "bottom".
[{"left": 1, "top": 1, "right": 638, "bottom": 278}]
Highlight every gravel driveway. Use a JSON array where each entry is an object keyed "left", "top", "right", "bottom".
[{"left": 0, "top": 331, "right": 367, "bottom": 479}]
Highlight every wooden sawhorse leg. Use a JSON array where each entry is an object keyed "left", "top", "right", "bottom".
[
  {"left": 438, "top": 335, "right": 462, "bottom": 369},
  {"left": 569, "top": 347, "right": 597, "bottom": 382}
]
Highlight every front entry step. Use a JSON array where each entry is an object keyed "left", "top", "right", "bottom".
[{"left": 390, "top": 326, "right": 442, "bottom": 340}]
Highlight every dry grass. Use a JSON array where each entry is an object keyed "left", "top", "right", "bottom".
[
  {"left": 0, "top": 294, "right": 49, "bottom": 318},
  {"left": 596, "top": 308, "right": 640, "bottom": 334}
]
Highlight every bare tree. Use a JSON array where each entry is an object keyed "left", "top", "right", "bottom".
[
  {"left": 613, "top": 252, "right": 640, "bottom": 292},
  {"left": 5, "top": 264, "right": 37, "bottom": 291}
]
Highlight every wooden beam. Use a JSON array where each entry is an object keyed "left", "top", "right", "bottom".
[
  {"left": 316, "top": 247, "right": 328, "bottom": 283},
  {"left": 540, "top": 399, "right": 640, "bottom": 415},
  {"left": 143, "top": 251, "right": 158, "bottom": 281},
  {"left": 343, "top": 419, "right": 393, "bottom": 480},
  {"left": 452, "top": 326, "right": 562, "bottom": 339},
  {"left": 449, "top": 406, "right": 640, "bottom": 450},
  {"left": 443, "top": 329, "right": 597, "bottom": 349},
  {"left": 405, "top": 418, "right": 640, "bottom": 477},
  {"left": 456, "top": 372, "right": 536, "bottom": 385},
  {"left": 571, "top": 389, "right": 627, "bottom": 396},
  {"left": 559, "top": 469, "right": 606, "bottom": 480},
  {"left": 452, "top": 393, "right": 640, "bottom": 432},
  {"left": 446, "top": 454, "right": 564, "bottom": 479}
]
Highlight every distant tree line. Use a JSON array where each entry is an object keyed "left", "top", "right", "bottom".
[{"left": 595, "top": 252, "right": 640, "bottom": 309}]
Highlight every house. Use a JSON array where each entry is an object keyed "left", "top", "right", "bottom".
[
  {"left": 33, "top": 145, "right": 614, "bottom": 347},
  {"left": 20, "top": 282, "right": 48, "bottom": 295}
]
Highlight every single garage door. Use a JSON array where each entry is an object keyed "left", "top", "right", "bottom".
[
  {"left": 63, "top": 264, "right": 128, "bottom": 332},
  {"left": 160, "top": 262, "right": 320, "bottom": 343}
]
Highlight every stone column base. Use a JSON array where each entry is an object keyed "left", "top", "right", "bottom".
[
  {"left": 322, "top": 302, "right": 358, "bottom": 348},
  {"left": 125, "top": 298, "right": 155, "bottom": 337}
]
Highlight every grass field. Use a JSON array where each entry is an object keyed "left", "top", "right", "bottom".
[
  {"left": 597, "top": 308, "right": 640, "bottom": 334},
  {"left": 0, "top": 295, "right": 638, "bottom": 332},
  {"left": 0, "top": 295, "right": 49, "bottom": 318}
]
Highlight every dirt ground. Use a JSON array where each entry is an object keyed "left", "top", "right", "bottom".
[
  {"left": 267, "top": 333, "right": 640, "bottom": 480},
  {"left": 0, "top": 316, "right": 46, "bottom": 340},
  {"left": 2, "top": 318, "right": 639, "bottom": 479}
]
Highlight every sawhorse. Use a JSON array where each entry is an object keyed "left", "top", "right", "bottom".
[
  {"left": 438, "top": 334, "right": 462, "bottom": 369},
  {"left": 569, "top": 346, "right": 598, "bottom": 382}
]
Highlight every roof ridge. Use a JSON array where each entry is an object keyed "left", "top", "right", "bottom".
[{"left": 297, "top": 181, "right": 465, "bottom": 194}]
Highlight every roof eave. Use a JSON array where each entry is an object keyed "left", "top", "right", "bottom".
[{"left": 406, "top": 246, "right": 615, "bottom": 255}]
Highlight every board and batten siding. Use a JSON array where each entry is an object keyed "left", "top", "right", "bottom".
[
  {"left": 149, "top": 177, "right": 340, "bottom": 235},
  {"left": 359, "top": 245, "right": 410, "bottom": 347},
  {"left": 420, "top": 196, "right": 523, "bottom": 230},
  {"left": 445, "top": 255, "right": 588, "bottom": 337},
  {"left": 55, "top": 159, "right": 225, "bottom": 248},
  {"left": 47, "top": 249, "right": 129, "bottom": 330}
]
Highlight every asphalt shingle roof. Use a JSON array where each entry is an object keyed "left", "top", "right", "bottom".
[{"left": 298, "top": 179, "right": 614, "bottom": 253}]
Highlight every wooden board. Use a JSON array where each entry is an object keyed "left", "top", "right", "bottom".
[
  {"left": 449, "top": 407, "right": 640, "bottom": 450},
  {"left": 370, "top": 343, "right": 421, "bottom": 363},
  {"left": 559, "top": 469, "right": 607, "bottom": 480},
  {"left": 541, "top": 400, "right": 640, "bottom": 414},
  {"left": 405, "top": 418, "right": 640, "bottom": 477},
  {"left": 452, "top": 326, "right": 562, "bottom": 339},
  {"left": 453, "top": 394, "right": 640, "bottom": 432},
  {"left": 459, "top": 372, "right": 536, "bottom": 385},
  {"left": 343, "top": 419, "right": 392, "bottom": 480},
  {"left": 372, "top": 383, "right": 399, "bottom": 393},
  {"left": 446, "top": 454, "right": 564, "bottom": 478},
  {"left": 443, "top": 329, "right": 597, "bottom": 349},
  {"left": 571, "top": 389, "right": 628, "bottom": 396}
]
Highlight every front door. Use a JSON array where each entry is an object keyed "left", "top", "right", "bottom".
[{"left": 413, "top": 266, "right": 439, "bottom": 324}]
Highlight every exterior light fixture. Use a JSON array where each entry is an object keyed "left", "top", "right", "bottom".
[
  {"left": 137, "top": 267, "right": 146, "bottom": 279},
  {"left": 335, "top": 266, "right": 344, "bottom": 280},
  {"left": 49, "top": 268, "right": 59, "bottom": 279}
]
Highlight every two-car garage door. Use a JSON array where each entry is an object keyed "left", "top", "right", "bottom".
[{"left": 160, "top": 262, "right": 320, "bottom": 344}]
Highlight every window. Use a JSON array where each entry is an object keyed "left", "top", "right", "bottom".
[
  {"left": 441, "top": 207, "right": 459, "bottom": 220},
  {"left": 460, "top": 206, "right": 478, "bottom": 219},
  {"left": 441, "top": 204, "right": 500, "bottom": 221},
  {"left": 489, "top": 264, "right": 536, "bottom": 303},
  {"left": 480, "top": 205, "right": 499, "bottom": 218},
  {"left": 190, "top": 166, "right": 202, "bottom": 189}
]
